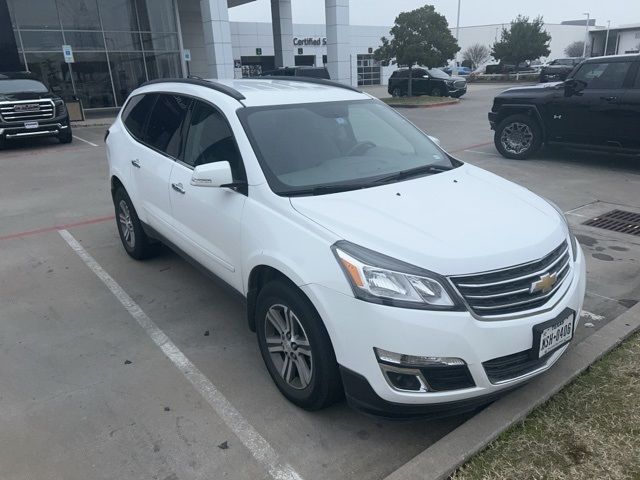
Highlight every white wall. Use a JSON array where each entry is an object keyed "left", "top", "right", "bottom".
[{"left": 617, "top": 30, "right": 640, "bottom": 53}]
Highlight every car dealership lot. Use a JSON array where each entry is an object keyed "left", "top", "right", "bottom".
[{"left": 1, "top": 84, "right": 639, "bottom": 480}]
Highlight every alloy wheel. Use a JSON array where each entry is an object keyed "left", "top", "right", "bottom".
[
  {"left": 118, "top": 200, "right": 136, "bottom": 248},
  {"left": 264, "top": 304, "right": 313, "bottom": 390},
  {"left": 500, "top": 122, "right": 534, "bottom": 155}
]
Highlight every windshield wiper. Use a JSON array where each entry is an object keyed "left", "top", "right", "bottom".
[
  {"left": 286, "top": 183, "right": 370, "bottom": 196},
  {"left": 373, "top": 164, "right": 453, "bottom": 185}
]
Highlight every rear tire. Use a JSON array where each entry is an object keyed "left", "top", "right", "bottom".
[
  {"left": 391, "top": 87, "right": 403, "bottom": 98},
  {"left": 494, "top": 114, "right": 542, "bottom": 160},
  {"left": 113, "top": 187, "right": 161, "bottom": 260},
  {"left": 256, "top": 280, "right": 342, "bottom": 410}
]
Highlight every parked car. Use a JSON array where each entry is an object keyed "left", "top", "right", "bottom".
[
  {"left": 106, "top": 76, "right": 585, "bottom": 417},
  {"left": 485, "top": 62, "right": 536, "bottom": 74},
  {"left": 0, "top": 72, "right": 72, "bottom": 148},
  {"left": 260, "top": 66, "right": 330, "bottom": 79},
  {"left": 441, "top": 66, "right": 472, "bottom": 76},
  {"left": 489, "top": 54, "right": 640, "bottom": 159},
  {"left": 388, "top": 67, "right": 467, "bottom": 98},
  {"left": 539, "top": 57, "right": 584, "bottom": 83}
]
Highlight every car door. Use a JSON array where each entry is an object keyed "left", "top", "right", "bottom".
[
  {"left": 617, "top": 61, "right": 640, "bottom": 150},
  {"left": 545, "top": 60, "right": 632, "bottom": 146},
  {"left": 411, "top": 68, "right": 429, "bottom": 95},
  {"left": 130, "top": 93, "right": 190, "bottom": 236},
  {"left": 168, "top": 99, "right": 247, "bottom": 290}
]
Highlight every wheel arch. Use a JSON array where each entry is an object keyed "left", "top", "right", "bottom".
[{"left": 495, "top": 105, "right": 547, "bottom": 141}]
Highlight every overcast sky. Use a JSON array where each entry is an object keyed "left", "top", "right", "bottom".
[{"left": 229, "top": 0, "right": 638, "bottom": 29}]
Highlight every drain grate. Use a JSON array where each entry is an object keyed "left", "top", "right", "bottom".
[{"left": 583, "top": 209, "right": 640, "bottom": 236}]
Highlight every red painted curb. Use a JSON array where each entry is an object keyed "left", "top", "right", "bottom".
[{"left": 0, "top": 215, "right": 115, "bottom": 242}]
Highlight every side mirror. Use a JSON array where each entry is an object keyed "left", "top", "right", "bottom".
[
  {"left": 191, "top": 161, "right": 233, "bottom": 188},
  {"left": 422, "top": 74, "right": 430, "bottom": 78},
  {"left": 563, "top": 78, "right": 585, "bottom": 97}
]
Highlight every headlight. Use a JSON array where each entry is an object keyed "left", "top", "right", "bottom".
[
  {"left": 332, "top": 241, "right": 460, "bottom": 310},
  {"left": 545, "top": 198, "right": 579, "bottom": 261}
]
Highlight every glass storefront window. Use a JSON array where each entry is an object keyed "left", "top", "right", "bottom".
[
  {"left": 9, "top": 0, "right": 60, "bottom": 30},
  {"left": 104, "top": 32, "right": 142, "bottom": 52},
  {"left": 57, "top": 0, "right": 101, "bottom": 30},
  {"left": 145, "top": 53, "right": 181, "bottom": 80},
  {"left": 97, "top": 0, "right": 139, "bottom": 31},
  {"left": 136, "top": 0, "right": 177, "bottom": 32},
  {"left": 19, "top": 30, "right": 64, "bottom": 51},
  {"left": 25, "top": 52, "right": 73, "bottom": 98},
  {"left": 109, "top": 52, "right": 146, "bottom": 105},
  {"left": 141, "top": 33, "right": 179, "bottom": 52},
  {"left": 70, "top": 51, "right": 115, "bottom": 108},
  {"left": 63, "top": 31, "right": 105, "bottom": 51}
]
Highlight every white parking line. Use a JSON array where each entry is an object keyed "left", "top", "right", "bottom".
[
  {"left": 464, "top": 149, "right": 499, "bottom": 157},
  {"left": 58, "top": 229, "right": 303, "bottom": 480},
  {"left": 72, "top": 135, "right": 99, "bottom": 147}
]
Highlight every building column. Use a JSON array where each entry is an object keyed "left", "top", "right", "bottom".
[
  {"left": 271, "top": 0, "right": 294, "bottom": 67},
  {"left": 325, "top": 0, "right": 351, "bottom": 84},
  {"left": 199, "top": 0, "right": 234, "bottom": 79}
]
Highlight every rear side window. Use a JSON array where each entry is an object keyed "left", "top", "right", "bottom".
[
  {"left": 145, "top": 94, "right": 191, "bottom": 157},
  {"left": 122, "top": 93, "right": 156, "bottom": 141},
  {"left": 573, "top": 61, "right": 632, "bottom": 90}
]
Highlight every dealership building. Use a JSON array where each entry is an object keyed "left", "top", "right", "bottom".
[{"left": 3, "top": 0, "right": 633, "bottom": 113}]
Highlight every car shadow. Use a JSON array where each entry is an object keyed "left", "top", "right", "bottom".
[{"left": 538, "top": 146, "right": 640, "bottom": 174}]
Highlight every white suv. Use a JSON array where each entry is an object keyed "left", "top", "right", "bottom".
[{"left": 106, "top": 77, "right": 586, "bottom": 417}]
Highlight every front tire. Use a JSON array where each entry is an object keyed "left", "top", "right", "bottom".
[
  {"left": 430, "top": 86, "right": 444, "bottom": 97},
  {"left": 256, "top": 281, "right": 342, "bottom": 410},
  {"left": 58, "top": 127, "right": 73, "bottom": 144},
  {"left": 113, "top": 187, "right": 160, "bottom": 260},
  {"left": 494, "top": 114, "right": 542, "bottom": 160}
]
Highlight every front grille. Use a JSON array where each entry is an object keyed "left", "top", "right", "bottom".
[
  {"left": 420, "top": 365, "right": 475, "bottom": 391},
  {"left": 583, "top": 209, "right": 640, "bottom": 236},
  {"left": 453, "top": 80, "right": 466, "bottom": 89},
  {"left": 483, "top": 349, "right": 551, "bottom": 384},
  {"left": 0, "top": 100, "right": 55, "bottom": 123},
  {"left": 450, "top": 241, "right": 571, "bottom": 317}
]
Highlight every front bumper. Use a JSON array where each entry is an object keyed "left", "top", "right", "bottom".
[
  {"left": 448, "top": 86, "right": 467, "bottom": 97},
  {"left": 0, "top": 116, "right": 70, "bottom": 140},
  {"left": 301, "top": 246, "right": 586, "bottom": 416},
  {"left": 488, "top": 111, "right": 498, "bottom": 129}
]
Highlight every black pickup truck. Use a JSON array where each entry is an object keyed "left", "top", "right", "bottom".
[
  {"left": 0, "top": 72, "right": 72, "bottom": 148},
  {"left": 488, "top": 54, "right": 640, "bottom": 159}
]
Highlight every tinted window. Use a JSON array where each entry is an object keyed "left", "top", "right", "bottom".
[
  {"left": 635, "top": 68, "right": 640, "bottom": 88},
  {"left": 145, "top": 94, "right": 190, "bottom": 157},
  {"left": 183, "top": 101, "right": 243, "bottom": 178},
  {"left": 122, "top": 93, "right": 157, "bottom": 140},
  {"left": 573, "top": 62, "right": 631, "bottom": 89}
]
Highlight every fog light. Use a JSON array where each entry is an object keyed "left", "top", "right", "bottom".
[
  {"left": 385, "top": 370, "right": 422, "bottom": 391},
  {"left": 374, "top": 347, "right": 466, "bottom": 368}
]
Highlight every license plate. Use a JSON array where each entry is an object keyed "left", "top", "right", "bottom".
[
  {"left": 535, "top": 312, "right": 574, "bottom": 358},
  {"left": 24, "top": 121, "right": 39, "bottom": 129}
]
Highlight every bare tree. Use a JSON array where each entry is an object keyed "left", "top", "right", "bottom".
[
  {"left": 564, "top": 40, "right": 587, "bottom": 57},
  {"left": 462, "top": 43, "right": 490, "bottom": 69}
]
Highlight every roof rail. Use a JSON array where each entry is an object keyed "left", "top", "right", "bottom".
[
  {"left": 256, "top": 75, "right": 363, "bottom": 93},
  {"left": 141, "top": 77, "right": 245, "bottom": 101}
]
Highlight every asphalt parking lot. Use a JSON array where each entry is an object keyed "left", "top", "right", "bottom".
[{"left": 1, "top": 82, "right": 639, "bottom": 480}]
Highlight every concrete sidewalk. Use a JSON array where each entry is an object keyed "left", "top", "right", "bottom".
[{"left": 384, "top": 301, "right": 640, "bottom": 480}]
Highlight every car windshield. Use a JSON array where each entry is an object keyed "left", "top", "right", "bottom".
[
  {"left": 238, "top": 100, "right": 458, "bottom": 196},
  {"left": 0, "top": 79, "right": 48, "bottom": 94},
  {"left": 427, "top": 68, "right": 451, "bottom": 79}
]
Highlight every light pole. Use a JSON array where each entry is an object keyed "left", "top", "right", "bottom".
[
  {"left": 452, "top": 0, "right": 461, "bottom": 76},
  {"left": 603, "top": 20, "right": 611, "bottom": 56},
  {"left": 582, "top": 12, "right": 590, "bottom": 57}
]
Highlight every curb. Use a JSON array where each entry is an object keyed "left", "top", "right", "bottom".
[
  {"left": 383, "top": 301, "right": 640, "bottom": 480},
  {"left": 386, "top": 99, "right": 460, "bottom": 109}
]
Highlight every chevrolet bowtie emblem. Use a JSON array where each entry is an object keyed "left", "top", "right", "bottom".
[{"left": 530, "top": 272, "right": 558, "bottom": 294}]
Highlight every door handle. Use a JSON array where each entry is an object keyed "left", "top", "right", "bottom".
[
  {"left": 131, "top": 158, "right": 141, "bottom": 168},
  {"left": 600, "top": 96, "right": 618, "bottom": 102},
  {"left": 171, "top": 182, "right": 185, "bottom": 194}
]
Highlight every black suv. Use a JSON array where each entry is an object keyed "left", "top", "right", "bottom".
[
  {"left": 0, "top": 72, "right": 72, "bottom": 148},
  {"left": 388, "top": 67, "right": 467, "bottom": 98},
  {"left": 539, "top": 57, "right": 584, "bottom": 83},
  {"left": 489, "top": 54, "right": 640, "bottom": 159}
]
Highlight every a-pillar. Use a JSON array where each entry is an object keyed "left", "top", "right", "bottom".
[
  {"left": 271, "top": 0, "right": 294, "bottom": 67},
  {"left": 325, "top": 0, "right": 351, "bottom": 84},
  {"left": 199, "top": 0, "right": 234, "bottom": 79}
]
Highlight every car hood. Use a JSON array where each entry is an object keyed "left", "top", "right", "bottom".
[
  {"left": 0, "top": 91, "right": 57, "bottom": 102},
  {"left": 290, "top": 164, "right": 567, "bottom": 275}
]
